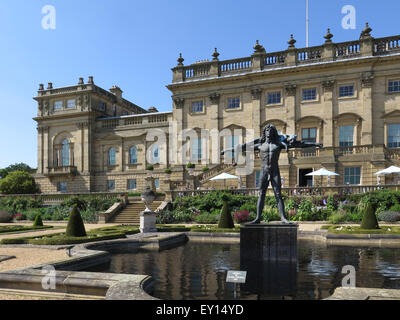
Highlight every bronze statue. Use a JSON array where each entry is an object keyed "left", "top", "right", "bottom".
[{"left": 222, "top": 124, "right": 322, "bottom": 224}]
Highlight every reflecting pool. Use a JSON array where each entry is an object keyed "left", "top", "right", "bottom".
[{"left": 92, "top": 240, "right": 400, "bottom": 300}]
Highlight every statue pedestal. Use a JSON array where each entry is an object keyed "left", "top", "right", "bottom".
[
  {"left": 140, "top": 211, "right": 157, "bottom": 233},
  {"left": 240, "top": 224, "right": 298, "bottom": 263}
]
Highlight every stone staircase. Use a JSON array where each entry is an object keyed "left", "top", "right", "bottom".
[
  {"left": 198, "top": 163, "right": 235, "bottom": 185},
  {"left": 108, "top": 201, "right": 163, "bottom": 225}
]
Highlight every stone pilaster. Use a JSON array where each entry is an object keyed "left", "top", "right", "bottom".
[
  {"left": 361, "top": 73, "right": 374, "bottom": 145},
  {"left": 251, "top": 88, "right": 262, "bottom": 138},
  {"left": 322, "top": 80, "right": 335, "bottom": 147},
  {"left": 285, "top": 84, "right": 297, "bottom": 134}
]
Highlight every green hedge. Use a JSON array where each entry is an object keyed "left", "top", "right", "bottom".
[{"left": 0, "top": 226, "right": 140, "bottom": 245}]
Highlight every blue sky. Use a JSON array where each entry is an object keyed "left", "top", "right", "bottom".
[{"left": 0, "top": 0, "right": 398, "bottom": 168}]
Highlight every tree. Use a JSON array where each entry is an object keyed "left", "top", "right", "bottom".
[
  {"left": 0, "top": 163, "right": 34, "bottom": 179},
  {"left": 0, "top": 171, "right": 38, "bottom": 195},
  {"left": 218, "top": 194, "right": 235, "bottom": 229},
  {"left": 66, "top": 205, "right": 87, "bottom": 237},
  {"left": 360, "top": 202, "right": 379, "bottom": 230}
]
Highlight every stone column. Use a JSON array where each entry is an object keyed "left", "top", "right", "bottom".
[
  {"left": 322, "top": 80, "right": 335, "bottom": 147},
  {"left": 285, "top": 84, "right": 297, "bottom": 135},
  {"left": 361, "top": 73, "right": 374, "bottom": 145}
]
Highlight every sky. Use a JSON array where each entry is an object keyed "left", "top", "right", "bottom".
[{"left": 0, "top": 0, "right": 398, "bottom": 168}]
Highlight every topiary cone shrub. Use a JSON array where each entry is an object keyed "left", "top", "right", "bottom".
[
  {"left": 360, "top": 202, "right": 379, "bottom": 230},
  {"left": 66, "top": 205, "right": 87, "bottom": 237},
  {"left": 33, "top": 215, "right": 43, "bottom": 227},
  {"left": 218, "top": 194, "right": 234, "bottom": 229}
]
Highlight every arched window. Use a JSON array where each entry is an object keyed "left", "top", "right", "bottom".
[
  {"left": 61, "top": 140, "right": 70, "bottom": 166},
  {"left": 109, "top": 148, "right": 116, "bottom": 166},
  {"left": 129, "top": 146, "right": 138, "bottom": 164}
]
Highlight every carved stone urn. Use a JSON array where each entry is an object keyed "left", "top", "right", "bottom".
[{"left": 141, "top": 186, "right": 156, "bottom": 213}]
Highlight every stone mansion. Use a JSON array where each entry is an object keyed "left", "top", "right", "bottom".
[{"left": 33, "top": 24, "right": 400, "bottom": 193}]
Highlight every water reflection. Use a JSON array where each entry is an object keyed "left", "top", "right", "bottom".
[{"left": 92, "top": 240, "right": 400, "bottom": 300}]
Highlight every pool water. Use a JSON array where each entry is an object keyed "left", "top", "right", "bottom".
[{"left": 94, "top": 240, "right": 400, "bottom": 300}]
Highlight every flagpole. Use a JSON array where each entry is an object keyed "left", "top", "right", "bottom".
[{"left": 306, "top": 0, "right": 309, "bottom": 47}]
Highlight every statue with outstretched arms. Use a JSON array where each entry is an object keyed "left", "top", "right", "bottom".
[{"left": 221, "top": 124, "right": 323, "bottom": 224}]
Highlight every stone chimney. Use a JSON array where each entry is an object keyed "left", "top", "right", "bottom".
[{"left": 110, "top": 86, "right": 123, "bottom": 99}]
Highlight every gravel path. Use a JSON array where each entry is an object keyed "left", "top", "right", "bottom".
[{"left": 0, "top": 247, "right": 68, "bottom": 272}]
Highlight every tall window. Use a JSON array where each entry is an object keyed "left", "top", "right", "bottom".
[
  {"left": 227, "top": 97, "right": 240, "bottom": 110},
  {"left": 152, "top": 145, "right": 160, "bottom": 164},
  {"left": 388, "top": 124, "right": 400, "bottom": 148},
  {"left": 192, "top": 101, "right": 204, "bottom": 113},
  {"left": 267, "top": 92, "right": 281, "bottom": 105},
  {"left": 108, "top": 148, "right": 116, "bottom": 166},
  {"left": 302, "top": 88, "right": 317, "bottom": 101},
  {"left": 389, "top": 80, "right": 400, "bottom": 93},
  {"left": 339, "top": 85, "right": 354, "bottom": 97},
  {"left": 339, "top": 126, "right": 354, "bottom": 147},
  {"left": 129, "top": 146, "right": 138, "bottom": 164},
  {"left": 302, "top": 128, "right": 317, "bottom": 143},
  {"left": 191, "top": 139, "right": 202, "bottom": 161},
  {"left": 344, "top": 167, "right": 361, "bottom": 185},
  {"left": 154, "top": 178, "right": 160, "bottom": 189},
  {"left": 61, "top": 140, "right": 70, "bottom": 167},
  {"left": 67, "top": 99, "right": 76, "bottom": 109},
  {"left": 226, "top": 136, "right": 239, "bottom": 162}
]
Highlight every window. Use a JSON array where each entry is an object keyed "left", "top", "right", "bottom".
[
  {"left": 154, "top": 178, "right": 160, "bottom": 190},
  {"left": 302, "top": 128, "right": 317, "bottom": 143},
  {"left": 389, "top": 80, "right": 400, "bottom": 93},
  {"left": 344, "top": 167, "right": 361, "bottom": 185},
  {"left": 227, "top": 97, "right": 240, "bottom": 109},
  {"left": 54, "top": 101, "right": 63, "bottom": 110},
  {"left": 122, "top": 111, "right": 128, "bottom": 116},
  {"left": 255, "top": 170, "right": 261, "bottom": 189},
  {"left": 388, "top": 124, "right": 400, "bottom": 148},
  {"left": 108, "top": 148, "right": 116, "bottom": 166},
  {"left": 61, "top": 140, "right": 70, "bottom": 166},
  {"left": 302, "top": 88, "right": 317, "bottom": 101},
  {"left": 339, "top": 125, "right": 354, "bottom": 147},
  {"left": 113, "top": 104, "right": 117, "bottom": 116},
  {"left": 67, "top": 99, "right": 76, "bottom": 109},
  {"left": 57, "top": 182, "right": 67, "bottom": 193},
  {"left": 152, "top": 145, "right": 160, "bottom": 164},
  {"left": 339, "top": 85, "right": 354, "bottom": 97},
  {"left": 107, "top": 180, "right": 115, "bottom": 191},
  {"left": 128, "top": 179, "right": 137, "bottom": 190},
  {"left": 191, "top": 139, "right": 202, "bottom": 161},
  {"left": 99, "top": 102, "right": 106, "bottom": 111},
  {"left": 129, "top": 146, "right": 138, "bottom": 164},
  {"left": 226, "top": 136, "right": 239, "bottom": 162},
  {"left": 191, "top": 101, "right": 204, "bottom": 113},
  {"left": 267, "top": 92, "right": 281, "bottom": 105}
]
